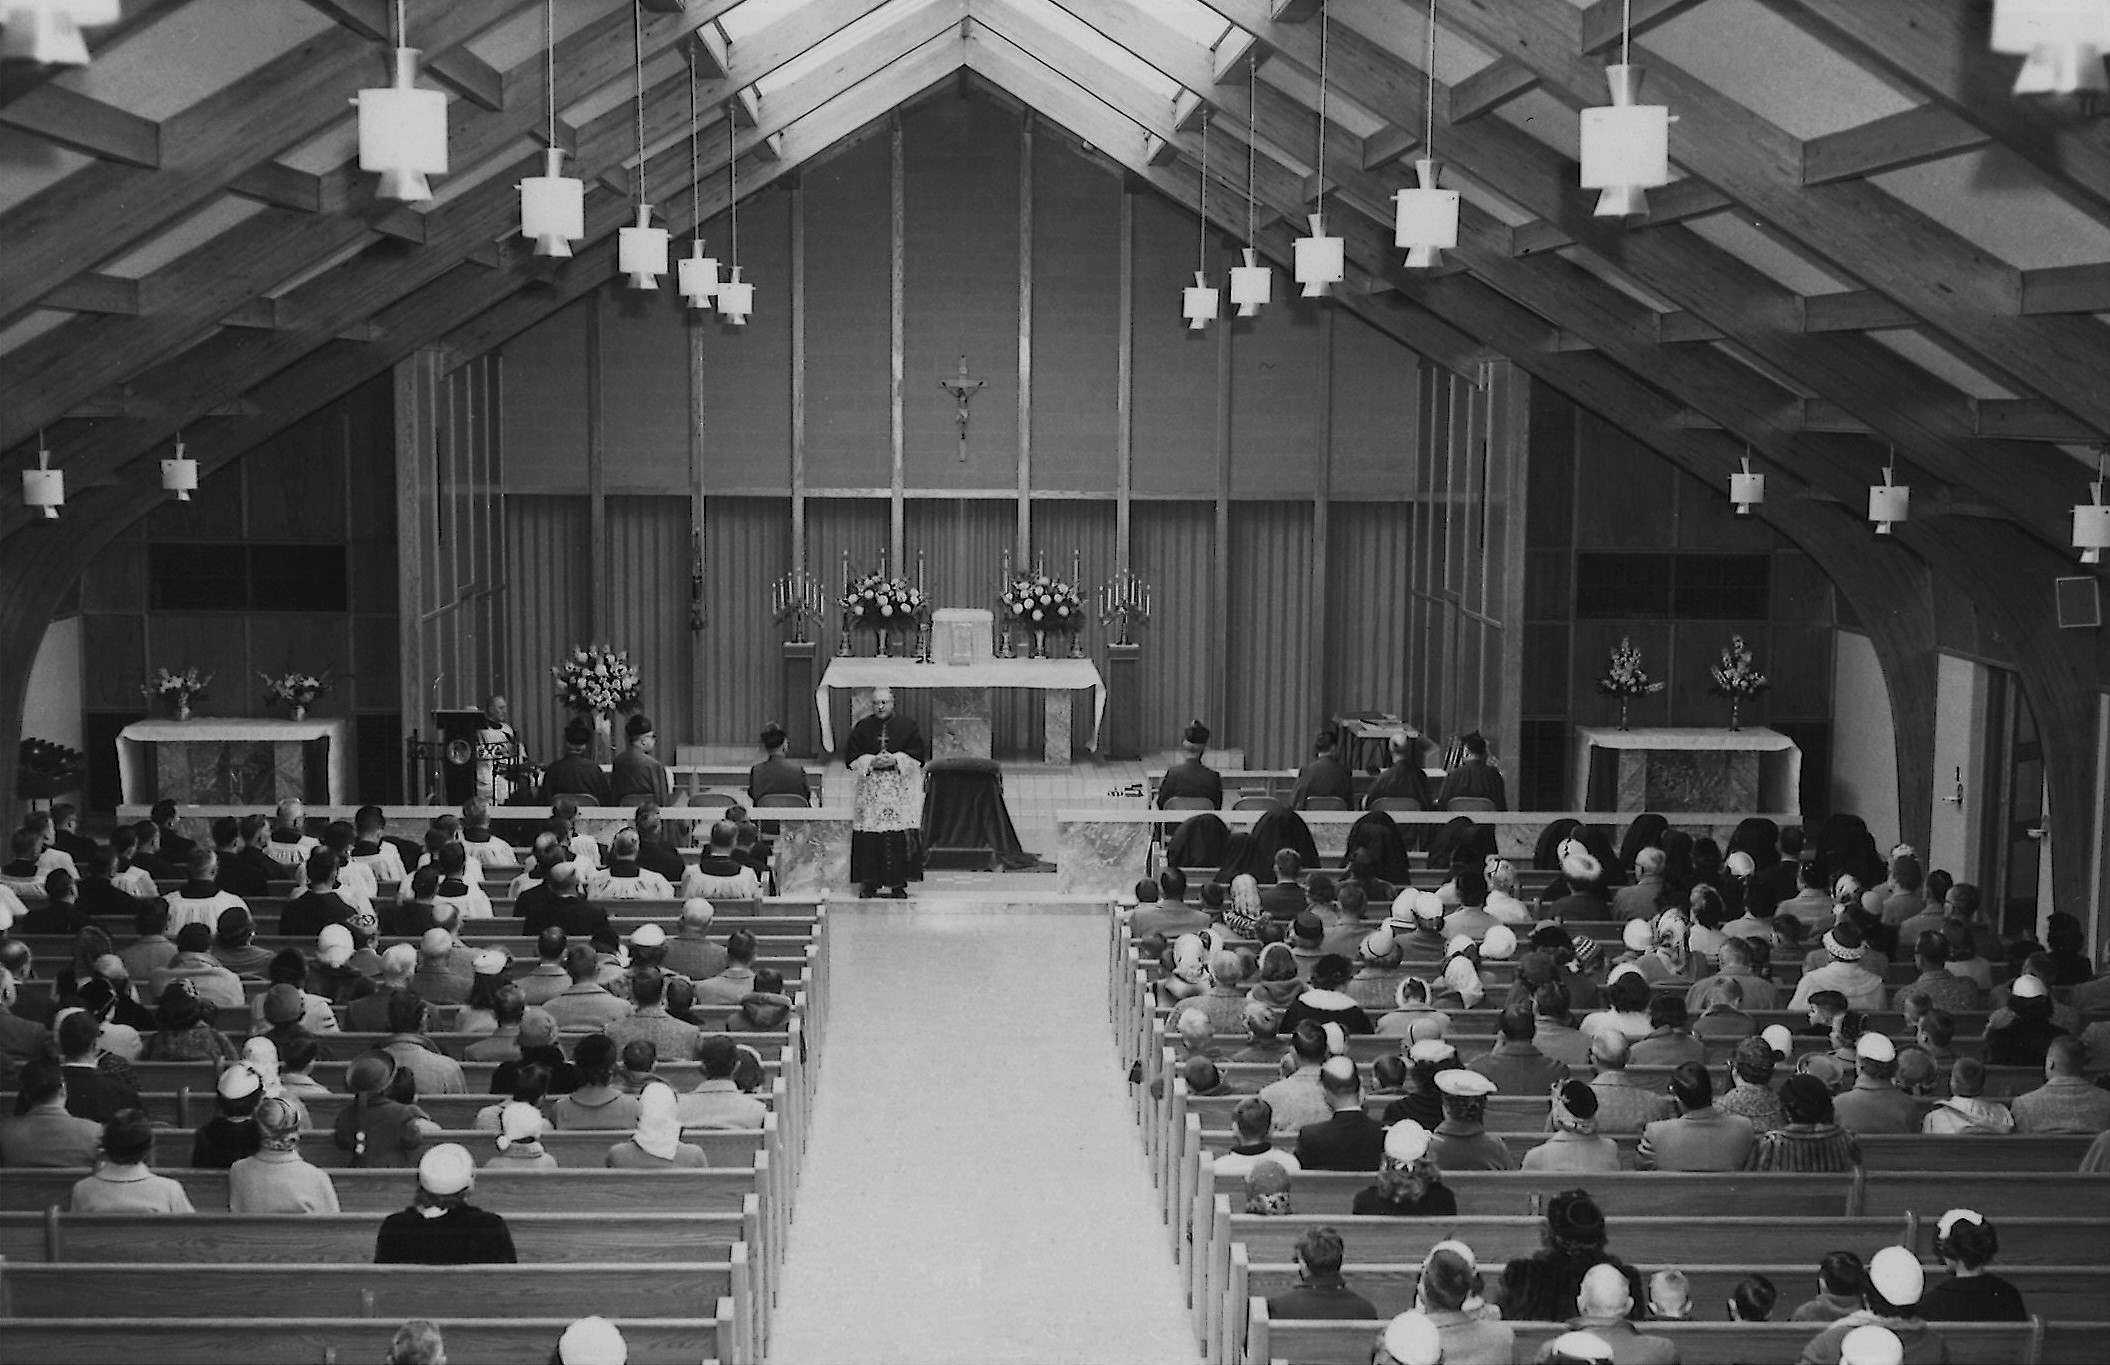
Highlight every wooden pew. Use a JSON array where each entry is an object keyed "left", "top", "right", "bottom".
[
  {"left": 0, "top": 1166, "right": 767, "bottom": 1215},
  {"left": 0, "top": 1315, "right": 734, "bottom": 1365},
  {"left": 111, "top": 1055, "right": 782, "bottom": 1095},
  {"left": 1242, "top": 1309, "right": 2044, "bottom": 1365},
  {"left": 141, "top": 1124, "right": 769, "bottom": 1169}
]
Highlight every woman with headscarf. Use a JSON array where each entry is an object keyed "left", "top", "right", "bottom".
[
  {"left": 1746, "top": 1075, "right": 1862, "bottom": 1171},
  {"left": 1248, "top": 805, "right": 1319, "bottom": 872},
  {"left": 1382, "top": 1041, "right": 1462, "bottom": 1128},
  {"left": 1352, "top": 1120, "right": 1457, "bottom": 1215},
  {"left": 1490, "top": 1189, "right": 1646, "bottom": 1323},
  {"left": 1538, "top": 840, "right": 1612, "bottom": 921},
  {"left": 1427, "top": 818, "right": 1479, "bottom": 875},
  {"left": 1155, "top": 934, "right": 1210, "bottom": 1006},
  {"left": 240, "top": 1035, "right": 309, "bottom": 1130},
  {"left": 1246, "top": 942, "right": 1304, "bottom": 1013},
  {"left": 1616, "top": 814, "right": 1670, "bottom": 881},
  {"left": 229, "top": 1095, "right": 340, "bottom": 1212},
  {"left": 1533, "top": 818, "right": 1582, "bottom": 872},
  {"left": 485, "top": 1101, "right": 559, "bottom": 1172},
  {"left": 1243, "top": 1159, "right": 1294, "bottom": 1215},
  {"left": 1431, "top": 938, "right": 1489, "bottom": 1011},
  {"left": 1168, "top": 812, "right": 1230, "bottom": 874},
  {"left": 1522, "top": 1079, "right": 1621, "bottom": 1172},
  {"left": 1814, "top": 814, "right": 1886, "bottom": 888},
  {"left": 1224, "top": 874, "right": 1267, "bottom": 938},
  {"left": 142, "top": 980, "right": 237, "bottom": 1062},
  {"left": 1343, "top": 810, "right": 1414, "bottom": 885},
  {"left": 605, "top": 1082, "right": 707, "bottom": 1169}
]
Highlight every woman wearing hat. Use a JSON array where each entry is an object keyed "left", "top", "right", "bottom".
[
  {"left": 333, "top": 1052, "right": 439, "bottom": 1168},
  {"left": 485, "top": 1101, "right": 559, "bottom": 1172},
  {"left": 1522, "top": 1080, "right": 1621, "bottom": 1172},
  {"left": 1414, "top": 1242, "right": 1513, "bottom": 1365},
  {"left": 1223, "top": 874, "right": 1267, "bottom": 938},
  {"left": 229, "top": 1095, "right": 340, "bottom": 1212},
  {"left": 605, "top": 1081, "right": 707, "bottom": 1169},
  {"left": 1351, "top": 1120, "right": 1456, "bottom": 1216},
  {"left": 142, "top": 980, "right": 238, "bottom": 1062},
  {"left": 1746, "top": 1075, "right": 1862, "bottom": 1172},
  {"left": 373, "top": 1143, "right": 517, "bottom": 1264},
  {"left": 1718, "top": 1035, "right": 1789, "bottom": 1135},
  {"left": 190, "top": 1062, "right": 267, "bottom": 1168},
  {"left": 1426, "top": 1069, "right": 1514, "bottom": 1171},
  {"left": 1489, "top": 1188, "right": 1645, "bottom": 1325},
  {"left": 1921, "top": 1208, "right": 2028, "bottom": 1322},
  {"left": 455, "top": 950, "right": 513, "bottom": 1036},
  {"left": 1382, "top": 1039, "right": 1462, "bottom": 1130},
  {"left": 1281, "top": 954, "right": 1376, "bottom": 1036}
]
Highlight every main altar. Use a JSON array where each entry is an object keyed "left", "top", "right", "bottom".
[
  {"left": 1571, "top": 726, "right": 1800, "bottom": 817},
  {"left": 816, "top": 655, "right": 1105, "bottom": 764}
]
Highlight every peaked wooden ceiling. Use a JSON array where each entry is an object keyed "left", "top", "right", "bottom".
[{"left": 3, "top": 0, "right": 2110, "bottom": 565}]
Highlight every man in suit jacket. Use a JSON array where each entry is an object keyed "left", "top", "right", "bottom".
[
  {"left": 1293, "top": 1057, "right": 1386, "bottom": 1172},
  {"left": 1156, "top": 720, "right": 1223, "bottom": 809},
  {"left": 1258, "top": 849, "right": 1310, "bottom": 922},
  {"left": 1264, "top": 1226, "right": 1379, "bottom": 1322},
  {"left": 1288, "top": 730, "right": 1354, "bottom": 809},
  {"left": 520, "top": 863, "right": 610, "bottom": 942},
  {"left": 1636, "top": 1060, "right": 1755, "bottom": 1171}
]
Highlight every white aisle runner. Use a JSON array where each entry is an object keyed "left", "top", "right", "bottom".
[{"left": 767, "top": 906, "right": 1199, "bottom": 1364}]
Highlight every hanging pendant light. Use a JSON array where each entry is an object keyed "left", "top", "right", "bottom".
[
  {"left": 1182, "top": 112, "right": 1219, "bottom": 331},
  {"left": 21, "top": 431, "right": 62, "bottom": 520},
  {"left": 617, "top": 0, "right": 667, "bottom": 291},
  {"left": 1294, "top": 2, "right": 1345, "bottom": 297},
  {"left": 161, "top": 433, "right": 198, "bottom": 503},
  {"left": 677, "top": 55, "right": 720, "bottom": 308},
  {"left": 1992, "top": 0, "right": 2110, "bottom": 96},
  {"left": 518, "top": 0, "right": 583, "bottom": 258},
  {"left": 1229, "top": 56, "right": 1272, "bottom": 317},
  {"left": 355, "top": 0, "right": 448, "bottom": 203},
  {"left": 1394, "top": 0, "right": 1459, "bottom": 268},
  {"left": 2074, "top": 450, "right": 2110, "bottom": 563},
  {"left": 1729, "top": 452, "right": 1764, "bottom": 517},
  {"left": 1869, "top": 456, "right": 1910, "bottom": 536},
  {"left": 0, "top": 0, "right": 119, "bottom": 66},
  {"left": 717, "top": 105, "right": 754, "bottom": 323},
  {"left": 1579, "top": 2, "right": 1669, "bottom": 218}
]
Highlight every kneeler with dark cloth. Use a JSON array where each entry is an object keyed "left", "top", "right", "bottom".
[
  {"left": 847, "top": 711, "right": 929, "bottom": 893},
  {"left": 919, "top": 757, "right": 1044, "bottom": 871}
]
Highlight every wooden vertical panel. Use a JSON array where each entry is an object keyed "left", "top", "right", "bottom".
[
  {"left": 889, "top": 115, "right": 905, "bottom": 569},
  {"left": 1029, "top": 124, "right": 1122, "bottom": 495},
  {"left": 503, "top": 496, "right": 593, "bottom": 763},
  {"left": 1016, "top": 112, "right": 1032, "bottom": 562},
  {"left": 695, "top": 206, "right": 717, "bottom": 745},
  {"left": 604, "top": 497, "right": 696, "bottom": 745},
  {"left": 586, "top": 291, "right": 606, "bottom": 639},
  {"left": 1310, "top": 310, "right": 1332, "bottom": 735},
  {"left": 1325, "top": 501, "right": 1412, "bottom": 719},
  {"left": 393, "top": 350, "right": 434, "bottom": 728},
  {"left": 799, "top": 131, "right": 891, "bottom": 490},
  {"left": 1128, "top": 191, "right": 1219, "bottom": 492},
  {"left": 904, "top": 498, "right": 1029, "bottom": 750},
  {"left": 1228, "top": 502, "right": 1316, "bottom": 767},
  {"left": 701, "top": 497, "right": 792, "bottom": 745},
  {"left": 1213, "top": 304, "right": 1232, "bottom": 740},
  {"left": 1116, "top": 192, "right": 1133, "bottom": 575},
  {"left": 492, "top": 298, "right": 590, "bottom": 491},
  {"left": 1132, "top": 501, "right": 1217, "bottom": 754},
  {"left": 788, "top": 182, "right": 806, "bottom": 574}
]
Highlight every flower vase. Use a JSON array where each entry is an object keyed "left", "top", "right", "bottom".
[
  {"left": 593, "top": 710, "right": 614, "bottom": 760},
  {"left": 290, "top": 704, "right": 306, "bottom": 723},
  {"left": 174, "top": 700, "right": 191, "bottom": 722},
  {"left": 1728, "top": 697, "right": 1741, "bottom": 732},
  {"left": 1617, "top": 697, "right": 1630, "bottom": 732},
  {"left": 877, "top": 629, "right": 893, "bottom": 659},
  {"left": 1031, "top": 629, "right": 1048, "bottom": 659}
]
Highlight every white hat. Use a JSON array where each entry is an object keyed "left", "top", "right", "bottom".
[
  {"left": 1857, "top": 1031, "right": 1897, "bottom": 1064},
  {"left": 216, "top": 1064, "right": 262, "bottom": 1101},
  {"left": 1389, "top": 887, "right": 1421, "bottom": 923},
  {"left": 1443, "top": 956, "right": 1485, "bottom": 1009},
  {"left": 0, "top": 902, "right": 11, "bottom": 932},
  {"left": 473, "top": 948, "right": 509, "bottom": 976},
  {"left": 1725, "top": 850, "right": 1755, "bottom": 878},
  {"left": 1936, "top": 1208, "right": 1984, "bottom": 1240},
  {"left": 1379, "top": 1311, "right": 1441, "bottom": 1365},
  {"left": 1322, "top": 1023, "right": 1349, "bottom": 1057},
  {"left": 496, "top": 1101, "right": 544, "bottom": 1151},
  {"left": 381, "top": 942, "right": 418, "bottom": 976},
  {"left": 1622, "top": 919, "right": 1653, "bottom": 952},
  {"left": 556, "top": 1316, "right": 629, "bottom": 1365},
  {"left": 1434, "top": 1068, "right": 1496, "bottom": 1097},
  {"left": 1761, "top": 1024, "right": 1794, "bottom": 1059},
  {"left": 1545, "top": 1332, "right": 1613, "bottom": 1364},
  {"left": 1480, "top": 924, "right": 1517, "bottom": 960},
  {"left": 1425, "top": 1238, "right": 1477, "bottom": 1273},
  {"left": 1384, "top": 1120, "right": 1431, "bottom": 1164},
  {"left": 632, "top": 1081, "right": 683, "bottom": 1161},
  {"left": 418, "top": 1142, "right": 476, "bottom": 1196},
  {"left": 316, "top": 924, "right": 354, "bottom": 969},
  {"left": 418, "top": 927, "right": 452, "bottom": 958},
  {"left": 1839, "top": 1324, "right": 1903, "bottom": 1365},
  {"left": 629, "top": 923, "right": 667, "bottom": 948},
  {"left": 1174, "top": 933, "right": 1205, "bottom": 966},
  {"left": 2010, "top": 973, "right": 2048, "bottom": 1000},
  {"left": 1407, "top": 1039, "right": 1457, "bottom": 1065},
  {"left": 1445, "top": 933, "right": 1475, "bottom": 957},
  {"left": 1412, "top": 890, "right": 1446, "bottom": 924},
  {"left": 1607, "top": 962, "right": 1646, "bottom": 985},
  {"left": 1867, "top": 1245, "right": 1924, "bottom": 1308}
]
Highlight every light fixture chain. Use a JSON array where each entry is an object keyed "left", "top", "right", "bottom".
[
  {"left": 1198, "top": 109, "right": 1208, "bottom": 271},
  {"left": 1623, "top": 0, "right": 1632, "bottom": 68},
  {"left": 728, "top": 99, "right": 738, "bottom": 264},
  {"left": 1424, "top": 0, "right": 1438, "bottom": 157},
  {"left": 634, "top": 0, "right": 648, "bottom": 209},
  {"left": 690, "top": 52, "right": 701, "bottom": 231},
  {"left": 1316, "top": 0, "right": 1328, "bottom": 215},
  {"left": 545, "top": 0, "right": 556, "bottom": 150},
  {"left": 1247, "top": 54, "right": 1258, "bottom": 245}
]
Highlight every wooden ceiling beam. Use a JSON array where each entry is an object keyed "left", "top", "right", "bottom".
[
  {"left": 1446, "top": 57, "right": 1536, "bottom": 124},
  {"left": 1420, "top": 0, "right": 2110, "bottom": 437},
  {"left": 1270, "top": 0, "right": 1323, "bottom": 21},
  {"left": 1974, "top": 399, "right": 2103, "bottom": 443},
  {"left": 1800, "top": 289, "right": 1918, "bottom": 333},
  {"left": 1773, "top": 0, "right": 2110, "bottom": 225},
  {"left": 2020, "top": 262, "right": 2110, "bottom": 316},
  {"left": 1576, "top": 0, "right": 1709, "bottom": 55},
  {"left": 41, "top": 274, "right": 141, "bottom": 317},
  {"left": 297, "top": 0, "right": 511, "bottom": 110},
  {"left": 1626, "top": 177, "right": 1732, "bottom": 227},
  {"left": 1047, "top": 0, "right": 1216, "bottom": 94},
  {"left": 0, "top": 0, "right": 526, "bottom": 322},
  {"left": 0, "top": 85, "right": 160, "bottom": 166},
  {"left": 1801, "top": 104, "right": 1987, "bottom": 186},
  {"left": 227, "top": 161, "right": 328, "bottom": 212}
]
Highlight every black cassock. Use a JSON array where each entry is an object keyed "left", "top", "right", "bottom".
[{"left": 845, "top": 713, "right": 929, "bottom": 891}]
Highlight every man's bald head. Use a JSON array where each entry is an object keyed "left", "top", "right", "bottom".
[
  {"left": 1634, "top": 847, "right": 1666, "bottom": 877},
  {"left": 681, "top": 898, "right": 716, "bottom": 931},
  {"left": 1577, "top": 1263, "right": 1633, "bottom": 1319},
  {"left": 547, "top": 862, "right": 580, "bottom": 895},
  {"left": 1590, "top": 1030, "right": 1631, "bottom": 1070},
  {"left": 1176, "top": 1011, "right": 1214, "bottom": 1049}
]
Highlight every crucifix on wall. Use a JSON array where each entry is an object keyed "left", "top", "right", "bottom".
[{"left": 937, "top": 355, "right": 985, "bottom": 463}]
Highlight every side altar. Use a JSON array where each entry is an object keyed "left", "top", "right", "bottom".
[
  {"left": 1571, "top": 725, "right": 1801, "bottom": 817},
  {"left": 118, "top": 717, "right": 350, "bottom": 806}
]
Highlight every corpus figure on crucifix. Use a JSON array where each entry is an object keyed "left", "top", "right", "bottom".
[{"left": 938, "top": 355, "right": 985, "bottom": 462}]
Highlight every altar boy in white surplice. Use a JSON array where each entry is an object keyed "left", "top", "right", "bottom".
[{"left": 845, "top": 687, "right": 927, "bottom": 899}]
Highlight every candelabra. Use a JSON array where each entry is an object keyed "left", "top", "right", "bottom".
[
  {"left": 1099, "top": 570, "right": 1153, "bottom": 647},
  {"left": 836, "top": 550, "right": 853, "bottom": 655},
  {"left": 996, "top": 548, "right": 1016, "bottom": 658},
  {"left": 772, "top": 567, "right": 825, "bottom": 644},
  {"left": 914, "top": 549, "right": 932, "bottom": 664}
]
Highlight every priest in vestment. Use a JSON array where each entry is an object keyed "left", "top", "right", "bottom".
[
  {"left": 1363, "top": 736, "right": 1435, "bottom": 811},
  {"left": 474, "top": 694, "right": 527, "bottom": 805},
  {"left": 1434, "top": 731, "right": 1508, "bottom": 811},
  {"left": 846, "top": 688, "right": 928, "bottom": 898},
  {"left": 1156, "top": 720, "right": 1223, "bottom": 809}
]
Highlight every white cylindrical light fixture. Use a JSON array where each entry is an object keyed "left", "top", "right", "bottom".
[
  {"left": 1229, "top": 248, "right": 1271, "bottom": 317},
  {"left": 1294, "top": 214, "right": 1345, "bottom": 297},
  {"left": 717, "top": 265, "right": 754, "bottom": 324},
  {"left": 519, "top": 147, "right": 584, "bottom": 258},
  {"left": 1580, "top": 64, "right": 1670, "bottom": 218},
  {"left": 1869, "top": 476, "right": 1910, "bottom": 535},
  {"left": 2075, "top": 488, "right": 2110, "bottom": 563},
  {"left": 357, "top": 48, "right": 448, "bottom": 203},
  {"left": 1992, "top": 0, "right": 2110, "bottom": 95},
  {"left": 1730, "top": 470, "right": 1765, "bottom": 517},
  {"left": 0, "top": 0, "right": 119, "bottom": 66},
  {"left": 161, "top": 441, "right": 198, "bottom": 502},
  {"left": 1394, "top": 158, "right": 1460, "bottom": 270},
  {"left": 21, "top": 465, "right": 62, "bottom": 519},
  {"left": 678, "top": 240, "right": 721, "bottom": 308},
  {"left": 1182, "top": 271, "right": 1219, "bottom": 331},
  {"left": 618, "top": 205, "right": 668, "bottom": 291}
]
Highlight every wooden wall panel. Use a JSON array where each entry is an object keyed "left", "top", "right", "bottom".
[
  {"left": 806, "top": 495, "right": 892, "bottom": 750},
  {"left": 144, "top": 613, "right": 249, "bottom": 718},
  {"left": 1228, "top": 502, "right": 1316, "bottom": 767},
  {"left": 604, "top": 495, "right": 697, "bottom": 744},
  {"left": 599, "top": 284, "right": 693, "bottom": 492},
  {"left": 142, "top": 462, "right": 243, "bottom": 541},
  {"left": 801, "top": 132, "right": 895, "bottom": 488},
  {"left": 1028, "top": 127, "right": 1122, "bottom": 492},
  {"left": 904, "top": 497, "right": 1030, "bottom": 751},
  {"left": 498, "top": 298, "right": 590, "bottom": 491},
  {"left": 1324, "top": 501, "right": 1412, "bottom": 721},
  {"left": 1229, "top": 303, "right": 1327, "bottom": 498},
  {"left": 1131, "top": 501, "right": 1217, "bottom": 754},
  {"left": 502, "top": 495, "right": 592, "bottom": 762},
  {"left": 1330, "top": 312, "right": 1419, "bottom": 500},
  {"left": 902, "top": 98, "right": 1020, "bottom": 490},
  {"left": 700, "top": 496, "right": 792, "bottom": 746},
  {"left": 246, "top": 403, "right": 348, "bottom": 542},
  {"left": 1128, "top": 192, "right": 1219, "bottom": 494},
  {"left": 1032, "top": 498, "right": 1120, "bottom": 750},
  {"left": 694, "top": 190, "right": 794, "bottom": 490}
]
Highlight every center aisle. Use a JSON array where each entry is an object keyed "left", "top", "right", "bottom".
[{"left": 767, "top": 904, "right": 1200, "bottom": 1364}]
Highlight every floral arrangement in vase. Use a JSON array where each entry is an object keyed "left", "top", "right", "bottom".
[
  {"left": 17, "top": 737, "right": 85, "bottom": 801},
  {"left": 1708, "top": 635, "right": 1769, "bottom": 731},
  {"left": 261, "top": 671, "right": 330, "bottom": 721},
  {"left": 552, "top": 645, "right": 642, "bottom": 716},
  {"left": 1002, "top": 572, "right": 1084, "bottom": 629},
  {"left": 1595, "top": 637, "right": 1663, "bottom": 731},
  {"left": 840, "top": 573, "right": 927, "bottom": 633},
  {"left": 142, "top": 667, "right": 211, "bottom": 720}
]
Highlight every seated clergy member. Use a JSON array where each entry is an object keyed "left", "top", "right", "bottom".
[
  {"left": 1156, "top": 720, "right": 1223, "bottom": 809},
  {"left": 522, "top": 863, "right": 611, "bottom": 942},
  {"left": 1637, "top": 1060, "right": 1755, "bottom": 1170},
  {"left": 539, "top": 719, "right": 611, "bottom": 807},
  {"left": 1266, "top": 1225, "right": 1380, "bottom": 1321},
  {"left": 632, "top": 805, "right": 690, "bottom": 882},
  {"left": 373, "top": 1144, "right": 517, "bottom": 1264},
  {"left": 1289, "top": 729, "right": 1355, "bottom": 810},
  {"left": 610, "top": 713, "right": 672, "bottom": 806},
  {"left": 747, "top": 722, "right": 812, "bottom": 805},
  {"left": 591, "top": 828, "right": 675, "bottom": 900},
  {"left": 1294, "top": 1056, "right": 1386, "bottom": 1171},
  {"left": 1434, "top": 730, "right": 1507, "bottom": 810},
  {"left": 458, "top": 797, "right": 515, "bottom": 868},
  {"left": 1363, "top": 733, "right": 1434, "bottom": 810},
  {"left": 682, "top": 821, "right": 763, "bottom": 902},
  {"left": 163, "top": 848, "right": 248, "bottom": 933},
  {"left": 262, "top": 799, "right": 320, "bottom": 866}
]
